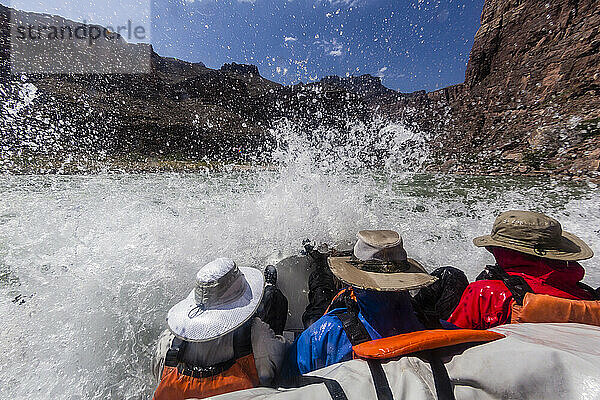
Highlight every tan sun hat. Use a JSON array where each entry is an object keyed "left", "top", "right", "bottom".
[
  {"left": 473, "top": 210, "right": 594, "bottom": 261},
  {"left": 328, "top": 230, "right": 437, "bottom": 291}
]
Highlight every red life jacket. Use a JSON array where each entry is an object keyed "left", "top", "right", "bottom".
[{"left": 449, "top": 249, "right": 596, "bottom": 330}]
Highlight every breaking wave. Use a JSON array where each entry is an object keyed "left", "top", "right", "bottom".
[{"left": 1, "top": 88, "right": 600, "bottom": 399}]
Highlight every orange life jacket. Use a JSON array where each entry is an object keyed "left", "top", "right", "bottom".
[
  {"left": 352, "top": 329, "right": 505, "bottom": 359},
  {"left": 511, "top": 292, "right": 600, "bottom": 326},
  {"left": 152, "top": 353, "right": 259, "bottom": 400},
  {"left": 153, "top": 325, "right": 259, "bottom": 400}
]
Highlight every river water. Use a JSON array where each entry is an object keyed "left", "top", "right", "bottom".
[{"left": 1, "top": 124, "right": 600, "bottom": 398}]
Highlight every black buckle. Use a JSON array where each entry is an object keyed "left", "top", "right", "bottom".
[
  {"left": 178, "top": 358, "right": 236, "bottom": 378},
  {"left": 164, "top": 348, "right": 179, "bottom": 367},
  {"left": 165, "top": 338, "right": 186, "bottom": 367}
]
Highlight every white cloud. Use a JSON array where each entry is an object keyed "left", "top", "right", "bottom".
[
  {"left": 284, "top": 36, "right": 298, "bottom": 42},
  {"left": 316, "top": 38, "right": 344, "bottom": 57},
  {"left": 183, "top": 0, "right": 255, "bottom": 3},
  {"left": 323, "top": 0, "right": 361, "bottom": 7},
  {"left": 375, "top": 66, "right": 387, "bottom": 78}
]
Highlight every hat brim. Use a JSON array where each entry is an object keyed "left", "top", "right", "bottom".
[
  {"left": 473, "top": 230, "right": 594, "bottom": 261},
  {"left": 328, "top": 256, "right": 437, "bottom": 291},
  {"left": 167, "top": 267, "right": 264, "bottom": 342}
]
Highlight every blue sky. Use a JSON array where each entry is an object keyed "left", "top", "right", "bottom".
[{"left": 5, "top": 0, "right": 484, "bottom": 92}]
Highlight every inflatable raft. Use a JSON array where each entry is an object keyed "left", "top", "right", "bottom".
[
  {"left": 208, "top": 322, "right": 600, "bottom": 399},
  {"left": 198, "top": 249, "right": 600, "bottom": 399}
]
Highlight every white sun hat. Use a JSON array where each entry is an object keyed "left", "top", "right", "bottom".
[{"left": 167, "top": 258, "right": 264, "bottom": 342}]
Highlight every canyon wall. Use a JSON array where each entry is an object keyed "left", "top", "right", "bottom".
[
  {"left": 1, "top": 0, "right": 599, "bottom": 176},
  {"left": 404, "top": 0, "right": 600, "bottom": 176}
]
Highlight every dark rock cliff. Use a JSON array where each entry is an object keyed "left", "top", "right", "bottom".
[
  {"left": 1, "top": 0, "right": 599, "bottom": 176},
  {"left": 0, "top": 5, "right": 370, "bottom": 168}
]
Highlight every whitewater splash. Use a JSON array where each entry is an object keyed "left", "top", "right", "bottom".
[{"left": 1, "top": 117, "right": 600, "bottom": 398}]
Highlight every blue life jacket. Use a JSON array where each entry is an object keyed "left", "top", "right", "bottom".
[{"left": 282, "top": 289, "right": 425, "bottom": 376}]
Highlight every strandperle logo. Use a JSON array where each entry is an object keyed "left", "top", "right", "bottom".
[
  {"left": 13, "top": 20, "right": 147, "bottom": 47},
  {"left": 9, "top": 1, "right": 151, "bottom": 74}
]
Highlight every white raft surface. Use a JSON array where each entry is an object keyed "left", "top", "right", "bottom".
[{"left": 206, "top": 323, "right": 600, "bottom": 400}]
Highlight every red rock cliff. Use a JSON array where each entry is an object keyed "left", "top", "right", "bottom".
[{"left": 393, "top": 0, "right": 600, "bottom": 177}]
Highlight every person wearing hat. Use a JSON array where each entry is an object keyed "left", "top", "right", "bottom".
[
  {"left": 282, "top": 230, "right": 437, "bottom": 376},
  {"left": 152, "top": 258, "right": 288, "bottom": 400},
  {"left": 449, "top": 210, "right": 597, "bottom": 330}
]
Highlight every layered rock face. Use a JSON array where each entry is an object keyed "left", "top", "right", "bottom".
[
  {"left": 0, "top": 5, "right": 370, "bottom": 170},
  {"left": 419, "top": 0, "right": 600, "bottom": 176},
  {"left": 300, "top": 0, "right": 600, "bottom": 177},
  {"left": 1, "top": 0, "right": 599, "bottom": 176}
]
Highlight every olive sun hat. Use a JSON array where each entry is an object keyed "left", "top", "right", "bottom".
[{"left": 473, "top": 210, "right": 594, "bottom": 261}]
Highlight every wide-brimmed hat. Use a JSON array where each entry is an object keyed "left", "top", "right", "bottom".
[
  {"left": 328, "top": 230, "right": 437, "bottom": 291},
  {"left": 473, "top": 210, "right": 594, "bottom": 261},
  {"left": 167, "top": 258, "right": 264, "bottom": 342}
]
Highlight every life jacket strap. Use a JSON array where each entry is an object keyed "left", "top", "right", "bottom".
[
  {"left": 428, "top": 349, "right": 456, "bottom": 400},
  {"left": 480, "top": 264, "right": 533, "bottom": 306},
  {"left": 165, "top": 337, "right": 239, "bottom": 378},
  {"left": 331, "top": 307, "right": 371, "bottom": 345},
  {"left": 233, "top": 320, "right": 253, "bottom": 359},
  {"left": 164, "top": 320, "right": 252, "bottom": 373},
  {"left": 576, "top": 282, "right": 600, "bottom": 300},
  {"left": 365, "top": 359, "right": 394, "bottom": 400},
  {"left": 332, "top": 307, "right": 394, "bottom": 400}
]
